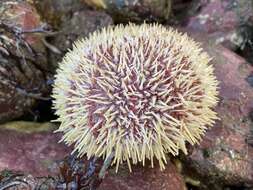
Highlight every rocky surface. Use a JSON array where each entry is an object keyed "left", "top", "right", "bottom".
[
  {"left": 185, "top": 0, "right": 253, "bottom": 51},
  {"left": 34, "top": 0, "right": 113, "bottom": 70},
  {"left": 0, "top": 173, "right": 56, "bottom": 190},
  {"left": 0, "top": 121, "right": 70, "bottom": 176},
  {"left": 99, "top": 161, "right": 186, "bottom": 190},
  {"left": 83, "top": 0, "right": 172, "bottom": 22},
  {"left": 0, "top": 0, "right": 50, "bottom": 123},
  {"left": 180, "top": 31, "right": 253, "bottom": 189},
  {"left": 47, "top": 9, "right": 113, "bottom": 69},
  {"left": 33, "top": 0, "right": 88, "bottom": 29},
  {"left": 0, "top": 0, "right": 113, "bottom": 123}
]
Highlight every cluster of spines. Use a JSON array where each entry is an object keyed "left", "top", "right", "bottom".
[{"left": 52, "top": 23, "right": 219, "bottom": 172}]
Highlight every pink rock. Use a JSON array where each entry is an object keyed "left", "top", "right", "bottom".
[
  {"left": 99, "top": 161, "right": 186, "bottom": 190},
  {"left": 186, "top": 0, "right": 253, "bottom": 50},
  {"left": 183, "top": 31, "right": 253, "bottom": 187},
  {"left": 54, "top": 157, "right": 186, "bottom": 190},
  {"left": 6, "top": 0, "right": 42, "bottom": 44},
  {"left": 0, "top": 122, "right": 70, "bottom": 177},
  {"left": 187, "top": 0, "right": 237, "bottom": 33}
]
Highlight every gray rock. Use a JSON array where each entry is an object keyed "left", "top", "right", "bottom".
[
  {"left": 83, "top": 0, "right": 172, "bottom": 22},
  {"left": 48, "top": 10, "right": 113, "bottom": 69},
  {"left": 0, "top": 0, "right": 49, "bottom": 123}
]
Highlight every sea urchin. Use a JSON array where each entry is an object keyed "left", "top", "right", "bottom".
[{"left": 52, "top": 24, "right": 219, "bottom": 172}]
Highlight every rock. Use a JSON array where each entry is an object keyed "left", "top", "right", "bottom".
[
  {"left": 33, "top": 0, "right": 88, "bottom": 28},
  {"left": 171, "top": 0, "right": 201, "bottom": 24},
  {"left": 82, "top": 0, "right": 172, "bottom": 22},
  {"left": 0, "top": 121, "right": 186, "bottom": 189},
  {"left": 48, "top": 10, "right": 113, "bottom": 69},
  {"left": 180, "top": 30, "right": 253, "bottom": 189},
  {"left": 0, "top": 172, "right": 56, "bottom": 190},
  {"left": 0, "top": 154, "right": 186, "bottom": 189},
  {"left": 0, "top": 0, "right": 50, "bottom": 123},
  {"left": 0, "top": 121, "right": 70, "bottom": 176},
  {"left": 0, "top": 0, "right": 48, "bottom": 71},
  {"left": 239, "top": 44, "right": 253, "bottom": 65},
  {"left": 33, "top": 0, "right": 113, "bottom": 69},
  {"left": 185, "top": 0, "right": 253, "bottom": 50},
  {"left": 99, "top": 161, "right": 186, "bottom": 190}
]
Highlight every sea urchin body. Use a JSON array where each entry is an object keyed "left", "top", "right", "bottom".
[{"left": 52, "top": 24, "right": 219, "bottom": 172}]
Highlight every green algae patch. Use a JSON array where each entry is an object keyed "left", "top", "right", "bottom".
[{"left": 0, "top": 121, "right": 58, "bottom": 134}]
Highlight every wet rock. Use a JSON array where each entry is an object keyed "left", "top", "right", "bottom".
[
  {"left": 33, "top": 0, "right": 113, "bottom": 69},
  {"left": 0, "top": 0, "right": 50, "bottom": 123},
  {"left": 0, "top": 172, "right": 56, "bottom": 190},
  {"left": 0, "top": 121, "right": 70, "bottom": 176},
  {"left": 36, "top": 150, "right": 185, "bottom": 190},
  {"left": 0, "top": 155, "right": 186, "bottom": 190},
  {"left": 48, "top": 10, "right": 113, "bottom": 69},
  {"left": 0, "top": 0, "right": 48, "bottom": 71},
  {"left": 82, "top": 0, "right": 172, "bottom": 22},
  {"left": 33, "top": 0, "right": 87, "bottom": 28},
  {"left": 99, "top": 161, "right": 186, "bottom": 190},
  {"left": 180, "top": 31, "right": 253, "bottom": 189},
  {"left": 185, "top": 0, "right": 253, "bottom": 50}
]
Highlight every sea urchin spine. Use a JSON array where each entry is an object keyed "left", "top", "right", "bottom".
[{"left": 52, "top": 23, "right": 219, "bottom": 172}]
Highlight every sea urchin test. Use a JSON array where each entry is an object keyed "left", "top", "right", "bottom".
[{"left": 52, "top": 24, "right": 219, "bottom": 172}]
